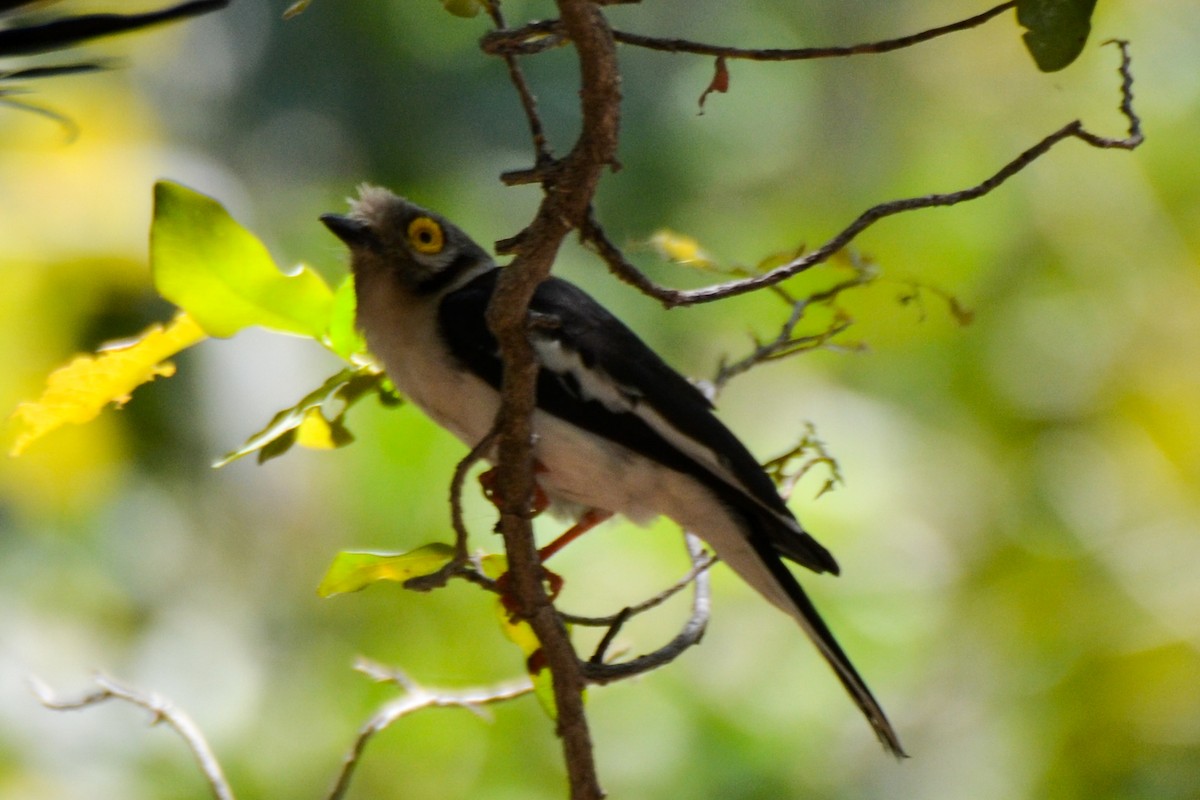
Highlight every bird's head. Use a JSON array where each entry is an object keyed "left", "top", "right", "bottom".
[{"left": 321, "top": 185, "right": 494, "bottom": 295}]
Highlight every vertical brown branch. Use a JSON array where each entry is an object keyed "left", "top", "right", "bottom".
[{"left": 484, "top": 2, "right": 621, "bottom": 798}]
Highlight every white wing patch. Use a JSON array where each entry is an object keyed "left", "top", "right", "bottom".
[
  {"left": 532, "top": 333, "right": 804, "bottom": 536},
  {"left": 533, "top": 335, "right": 639, "bottom": 412}
]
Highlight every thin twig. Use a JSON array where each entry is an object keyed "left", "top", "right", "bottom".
[
  {"left": 0, "top": 95, "right": 79, "bottom": 139},
  {"left": 482, "top": 2, "right": 1014, "bottom": 60},
  {"left": 610, "top": 2, "right": 1015, "bottom": 61},
  {"left": 403, "top": 428, "right": 498, "bottom": 592},
  {"left": 560, "top": 548, "right": 717, "bottom": 627},
  {"left": 587, "top": 607, "right": 633, "bottom": 664},
  {"left": 0, "top": 0, "right": 228, "bottom": 57},
  {"left": 484, "top": 0, "right": 554, "bottom": 168},
  {"left": 30, "top": 674, "right": 236, "bottom": 800},
  {"left": 584, "top": 40, "right": 1144, "bottom": 309},
  {"left": 711, "top": 261, "right": 876, "bottom": 394},
  {"left": 325, "top": 660, "right": 533, "bottom": 800},
  {"left": 581, "top": 533, "right": 712, "bottom": 683}
]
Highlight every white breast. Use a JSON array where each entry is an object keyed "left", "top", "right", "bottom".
[{"left": 356, "top": 277, "right": 500, "bottom": 447}]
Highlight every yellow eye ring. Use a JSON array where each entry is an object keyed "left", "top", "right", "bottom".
[{"left": 407, "top": 216, "right": 444, "bottom": 255}]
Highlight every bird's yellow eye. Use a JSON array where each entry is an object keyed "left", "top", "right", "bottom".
[{"left": 407, "top": 216, "right": 444, "bottom": 255}]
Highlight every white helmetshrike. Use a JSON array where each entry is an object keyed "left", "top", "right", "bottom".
[{"left": 321, "top": 186, "right": 903, "bottom": 756}]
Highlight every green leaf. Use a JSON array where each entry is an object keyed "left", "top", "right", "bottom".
[
  {"left": 317, "top": 544, "right": 456, "bottom": 597},
  {"left": 439, "top": 0, "right": 485, "bottom": 18},
  {"left": 151, "top": 180, "right": 334, "bottom": 338},
  {"left": 326, "top": 274, "right": 366, "bottom": 359},
  {"left": 213, "top": 365, "right": 391, "bottom": 467},
  {"left": 1017, "top": 0, "right": 1098, "bottom": 72}
]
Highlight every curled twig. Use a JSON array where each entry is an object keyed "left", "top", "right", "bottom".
[
  {"left": 580, "top": 532, "right": 712, "bottom": 684},
  {"left": 761, "top": 423, "right": 845, "bottom": 503},
  {"left": 561, "top": 544, "right": 717, "bottom": 628}
]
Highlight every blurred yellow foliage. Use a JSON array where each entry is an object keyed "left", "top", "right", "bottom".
[
  {"left": 8, "top": 312, "right": 206, "bottom": 456},
  {"left": 648, "top": 229, "right": 716, "bottom": 269}
]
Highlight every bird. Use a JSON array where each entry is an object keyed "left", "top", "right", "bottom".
[{"left": 320, "top": 185, "right": 904, "bottom": 756}]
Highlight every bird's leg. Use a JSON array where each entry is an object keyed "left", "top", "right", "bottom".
[
  {"left": 478, "top": 461, "right": 612, "bottom": 612},
  {"left": 493, "top": 506, "right": 612, "bottom": 618},
  {"left": 537, "top": 508, "right": 613, "bottom": 562}
]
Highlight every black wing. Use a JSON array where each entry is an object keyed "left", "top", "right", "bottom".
[
  {"left": 440, "top": 270, "right": 906, "bottom": 754},
  {"left": 438, "top": 269, "right": 838, "bottom": 575}
]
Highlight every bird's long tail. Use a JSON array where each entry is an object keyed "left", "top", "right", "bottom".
[{"left": 746, "top": 526, "right": 907, "bottom": 758}]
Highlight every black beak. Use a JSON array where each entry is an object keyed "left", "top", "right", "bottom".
[{"left": 320, "top": 213, "right": 374, "bottom": 248}]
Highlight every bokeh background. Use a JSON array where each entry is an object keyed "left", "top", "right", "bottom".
[{"left": 3, "top": 1, "right": 1199, "bottom": 798}]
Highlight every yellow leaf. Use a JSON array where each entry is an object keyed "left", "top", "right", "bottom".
[
  {"left": 295, "top": 407, "right": 336, "bottom": 450},
  {"left": 649, "top": 229, "right": 716, "bottom": 269},
  {"left": 482, "top": 554, "right": 563, "bottom": 718},
  {"left": 9, "top": 313, "right": 207, "bottom": 456},
  {"left": 492, "top": 594, "right": 559, "bottom": 718},
  {"left": 494, "top": 596, "right": 542, "bottom": 655}
]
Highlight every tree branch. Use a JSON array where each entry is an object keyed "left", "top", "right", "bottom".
[
  {"left": 475, "top": 14, "right": 1141, "bottom": 799},
  {"left": 482, "top": 2, "right": 1014, "bottom": 60},
  {"left": 583, "top": 39, "right": 1143, "bottom": 309},
  {"left": 30, "top": 674, "right": 236, "bottom": 800},
  {"left": 581, "top": 533, "right": 712, "bottom": 683},
  {"left": 325, "top": 659, "right": 533, "bottom": 800},
  {"left": 609, "top": 2, "right": 1015, "bottom": 61},
  {"left": 481, "top": 2, "right": 621, "bottom": 798}
]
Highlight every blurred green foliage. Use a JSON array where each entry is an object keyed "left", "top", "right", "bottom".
[{"left": 2, "top": 2, "right": 1199, "bottom": 799}]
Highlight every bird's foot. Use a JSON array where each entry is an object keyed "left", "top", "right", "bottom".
[
  {"left": 496, "top": 565, "right": 565, "bottom": 619},
  {"left": 479, "top": 464, "right": 551, "bottom": 518},
  {"left": 494, "top": 509, "right": 611, "bottom": 617}
]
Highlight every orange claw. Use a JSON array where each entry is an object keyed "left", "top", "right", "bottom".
[
  {"left": 494, "top": 507, "right": 608, "bottom": 618},
  {"left": 479, "top": 464, "right": 551, "bottom": 517},
  {"left": 496, "top": 564, "right": 565, "bottom": 618}
]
